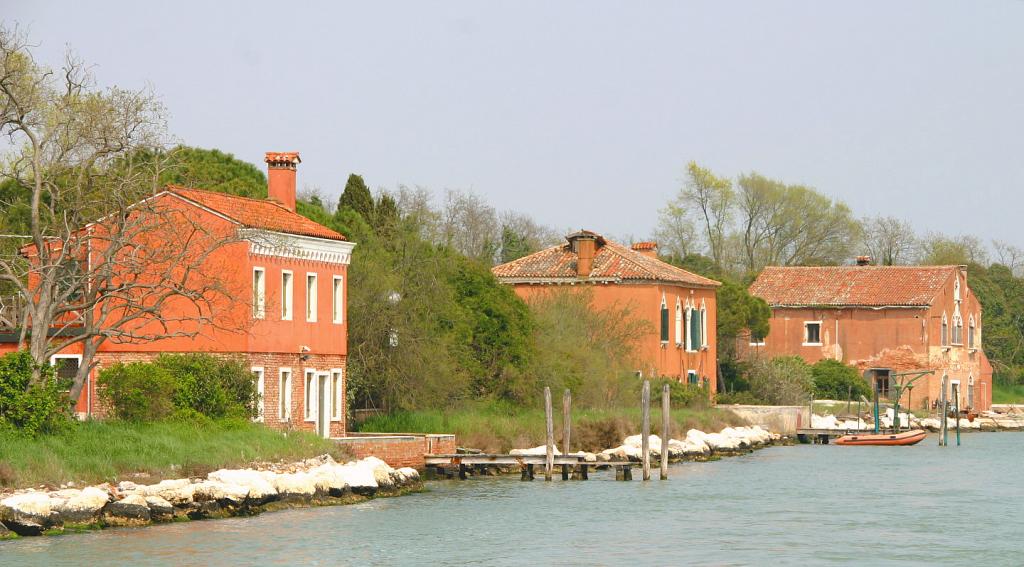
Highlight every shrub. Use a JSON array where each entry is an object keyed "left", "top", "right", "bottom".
[
  {"left": 811, "top": 359, "right": 871, "bottom": 400},
  {"left": 158, "top": 354, "right": 259, "bottom": 419},
  {"left": 0, "top": 351, "right": 71, "bottom": 435},
  {"left": 645, "top": 378, "right": 709, "bottom": 409},
  {"left": 748, "top": 355, "right": 813, "bottom": 405},
  {"left": 98, "top": 362, "right": 176, "bottom": 421}
]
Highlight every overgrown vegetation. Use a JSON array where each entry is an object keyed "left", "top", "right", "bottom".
[
  {"left": 0, "top": 351, "right": 71, "bottom": 436},
  {"left": 810, "top": 359, "right": 872, "bottom": 400},
  {"left": 0, "top": 418, "right": 347, "bottom": 488}
]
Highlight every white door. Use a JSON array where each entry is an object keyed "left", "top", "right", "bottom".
[{"left": 317, "top": 372, "right": 331, "bottom": 439}]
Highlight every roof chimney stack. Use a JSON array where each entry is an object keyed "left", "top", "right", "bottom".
[
  {"left": 856, "top": 255, "right": 872, "bottom": 266},
  {"left": 265, "top": 152, "right": 301, "bottom": 212},
  {"left": 631, "top": 241, "right": 658, "bottom": 259},
  {"left": 566, "top": 230, "right": 604, "bottom": 278}
]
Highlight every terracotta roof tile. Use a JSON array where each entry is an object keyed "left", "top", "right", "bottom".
[
  {"left": 749, "top": 265, "right": 959, "bottom": 307},
  {"left": 168, "top": 186, "right": 346, "bottom": 241},
  {"left": 492, "top": 234, "right": 720, "bottom": 287}
]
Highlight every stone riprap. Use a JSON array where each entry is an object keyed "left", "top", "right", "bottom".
[
  {"left": 811, "top": 408, "right": 1024, "bottom": 432},
  {"left": 0, "top": 455, "right": 421, "bottom": 538}
]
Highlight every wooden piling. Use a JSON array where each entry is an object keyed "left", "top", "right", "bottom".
[
  {"left": 544, "top": 386, "right": 554, "bottom": 481},
  {"left": 641, "top": 380, "right": 651, "bottom": 481},
  {"left": 661, "top": 383, "right": 670, "bottom": 480},
  {"left": 562, "top": 389, "right": 572, "bottom": 456}
]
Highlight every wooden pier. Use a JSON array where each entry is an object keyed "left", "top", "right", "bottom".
[{"left": 424, "top": 453, "right": 639, "bottom": 481}]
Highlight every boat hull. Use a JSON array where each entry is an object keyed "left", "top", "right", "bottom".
[{"left": 835, "top": 429, "right": 928, "bottom": 446}]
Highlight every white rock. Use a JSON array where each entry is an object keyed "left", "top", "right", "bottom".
[
  {"left": 335, "top": 460, "right": 379, "bottom": 492},
  {"left": 510, "top": 445, "right": 562, "bottom": 456},
  {"left": 192, "top": 480, "right": 250, "bottom": 504},
  {"left": 0, "top": 492, "right": 53, "bottom": 517},
  {"left": 269, "top": 473, "right": 316, "bottom": 498},
  {"left": 52, "top": 487, "right": 109, "bottom": 520},
  {"left": 132, "top": 478, "right": 195, "bottom": 505},
  {"left": 208, "top": 469, "right": 277, "bottom": 501}
]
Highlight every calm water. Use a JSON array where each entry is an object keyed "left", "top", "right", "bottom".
[{"left": 3, "top": 433, "right": 1020, "bottom": 566}]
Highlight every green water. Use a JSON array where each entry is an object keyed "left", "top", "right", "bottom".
[{"left": 3, "top": 433, "right": 1019, "bottom": 566}]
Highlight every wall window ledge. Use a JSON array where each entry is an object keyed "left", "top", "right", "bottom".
[{"left": 802, "top": 342, "right": 823, "bottom": 347}]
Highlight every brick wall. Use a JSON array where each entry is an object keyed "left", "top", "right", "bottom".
[
  {"left": 85, "top": 351, "right": 347, "bottom": 437},
  {"left": 337, "top": 434, "right": 457, "bottom": 469}
]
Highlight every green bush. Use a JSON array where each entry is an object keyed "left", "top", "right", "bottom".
[
  {"left": 646, "top": 378, "right": 709, "bottom": 409},
  {"left": 811, "top": 359, "right": 871, "bottom": 400},
  {"left": 98, "top": 362, "right": 176, "bottom": 421},
  {"left": 158, "top": 354, "right": 259, "bottom": 419},
  {"left": 0, "top": 351, "right": 71, "bottom": 435},
  {"left": 748, "top": 355, "right": 813, "bottom": 405}
]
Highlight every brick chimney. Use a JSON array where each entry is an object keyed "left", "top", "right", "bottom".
[
  {"left": 265, "top": 152, "right": 301, "bottom": 212},
  {"left": 632, "top": 241, "right": 658, "bottom": 259},
  {"left": 567, "top": 230, "right": 604, "bottom": 278},
  {"left": 856, "top": 255, "right": 872, "bottom": 266}
]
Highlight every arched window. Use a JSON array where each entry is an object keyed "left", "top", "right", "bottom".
[
  {"left": 954, "top": 277, "right": 961, "bottom": 302},
  {"left": 699, "top": 299, "right": 708, "bottom": 348},
  {"left": 660, "top": 295, "right": 669, "bottom": 344},
  {"left": 674, "top": 297, "right": 683, "bottom": 346},
  {"left": 688, "top": 303, "right": 701, "bottom": 352},
  {"left": 968, "top": 315, "right": 976, "bottom": 349},
  {"left": 941, "top": 313, "right": 949, "bottom": 346},
  {"left": 684, "top": 300, "right": 694, "bottom": 352},
  {"left": 952, "top": 308, "right": 963, "bottom": 345}
]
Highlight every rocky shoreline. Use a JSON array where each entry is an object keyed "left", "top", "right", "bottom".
[
  {"left": 811, "top": 407, "right": 1024, "bottom": 432},
  {"left": 502, "top": 425, "right": 789, "bottom": 468},
  {"left": 0, "top": 455, "right": 421, "bottom": 539}
]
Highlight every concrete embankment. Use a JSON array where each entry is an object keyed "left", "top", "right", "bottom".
[{"left": 0, "top": 455, "right": 420, "bottom": 539}]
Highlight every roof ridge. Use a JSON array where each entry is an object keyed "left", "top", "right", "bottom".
[
  {"left": 167, "top": 184, "right": 293, "bottom": 214},
  {"left": 603, "top": 241, "right": 719, "bottom": 285}
]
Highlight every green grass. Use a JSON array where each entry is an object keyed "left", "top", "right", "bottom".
[
  {"left": 355, "top": 402, "right": 746, "bottom": 453},
  {"left": 0, "top": 419, "right": 349, "bottom": 489},
  {"left": 993, "top": 383, "right": 1024, "bottom": 404}
]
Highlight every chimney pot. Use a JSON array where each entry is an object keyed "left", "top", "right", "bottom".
[
  {"left": 566, "top": 230, "right": 604, "bottom": 278},
  {"left": 265, "top": 151, "right": 301, "bottom": 212},
  {"left": 631, "top": 241, "right": 658, "bottom": 259}
]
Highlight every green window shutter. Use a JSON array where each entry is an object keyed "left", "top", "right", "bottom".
[
  {"left": 660, "top": 306, "right": 669, "bottom": 342},
  {"left": 689, "top": 310, "right": 700, "bottom": 348}
]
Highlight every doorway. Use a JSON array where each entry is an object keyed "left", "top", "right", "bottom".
[{"left": 317, "top": 372, "right": 331, "bottom": 439}]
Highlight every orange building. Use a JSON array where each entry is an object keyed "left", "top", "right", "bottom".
[
  {"left": 748, "top": 263, "right": 992, "bottom": 411},
  {"left": 493, "top": 231, "right": 721, "bottom": 390},
  {"left": 0, "top": 152, "right": 354, "bottom": 437}
]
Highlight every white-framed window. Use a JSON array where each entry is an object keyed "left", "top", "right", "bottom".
[
  {"left": 281, "top": 270, "right": 294, "bottom": 321},
  {"left": 49, "top": 354, "right": 83, "bottom": 381},
  {"left": 278, "top": 368, "right": 292, "bottom": 421},
  {"left": 749, "top": 331, "right": 766, "bottom": 347},
  {"left": 674, "top": 297, "right": 683, "bottom": 347},
  {"left": 252, "top": 367, "right": 265, "bottom": 422},
  {"left": 332, "top": 275, "right": 344, "bottom": 324},
  {"left": 306, "top": 273, "right": 318, "bottom": 322},
  {"left": 252, "top": 267, "right": 266, "bottom": 319},
  {"left": 687, "top": 370, "right": 699, "bottom": 385},
  {"left": 952, "top": 308, "right": 963, "bottom": 345},
  {"left": 304, "top": 368, "right": 316, "bottom": 421},
  {"left": 330, "top": 368, "right": 343, "bottom": 421},
  {"left": 700, "top": 299, "right": 708, "bottom": 348},
  {"left": 684, "top": 301, "right": 695, "bottom": 352},
  {"left": 659, "top": 294, "right": 669, "bottom": 344},
  {"left": 941, "top": 312, "right": 949, "bottom": 346},
  {"left": 803, "top": 321, "right": 822, "bottom": 346}
]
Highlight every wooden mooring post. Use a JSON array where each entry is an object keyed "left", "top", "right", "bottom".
[
  {"left": 544, "top": 387, "right": 554, "bottom": 481},
  {"left": 641, "top": 380, "right": 651, "bottom": 481},
  {"left": 661, "top": 383, "right": 670, "bottom": 480},
  {"left": 562, "top": 389, "right": 572, "bottom": 480}
]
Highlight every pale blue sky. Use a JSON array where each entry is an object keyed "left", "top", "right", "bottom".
[{"left": 6, "top": 1, "right": 1024, "bottom": 246}]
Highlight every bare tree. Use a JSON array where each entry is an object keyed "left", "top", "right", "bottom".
[
  {"left": 860, "top": 216, "right": 917, "bottom": 265},
  {"left": 439, "top": 189, "right": 500, "bottom": 264},
  {"left": 916, "top": 232, "right": 989, "bottom": 266},
  {"left": 0, "top": 27, "right": 241, "bottom": 400},
  {"left": 681, "top": 161, "right": 733, "bottom": 268},
  {"left": 992, "top": 240, "right": 1024, "bottom": 275}
]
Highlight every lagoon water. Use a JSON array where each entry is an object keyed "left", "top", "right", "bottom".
[{"left": 3, "top": 432, "right": 1020, "bottom": 566}]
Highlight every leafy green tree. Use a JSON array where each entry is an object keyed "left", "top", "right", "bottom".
[
  {"left": 810, "top": 359, "right": 871, "bottom": 400},
  {"left": 160, "top": 146, "right": 267, "bottom": 197},
  {"left": 337, "top": 174, "right": 374, "bottom": 221},
  {"left": 0, "top": 351, "right": 71, "bottom": 435}
]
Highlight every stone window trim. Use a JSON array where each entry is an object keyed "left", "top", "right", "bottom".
[
  {"left": 700, "top": 299, "right": 709, "bottom": 350},
  {"left": 951, "top": 308, "right": 964, "bottom": 346},
  {"left": 306, "top": 272, "right": 318, "bottom": 323},
  {"left": 252, "top": 267, "right": 266, "bottom": 319},
  {"left": 303, "top": 368, "right": 317, "bottom": 422},
  {"left": 278, "top": 367, "right": 292, "bottom": 422},
  {"left": 252, "top": 366, "right": 265, "bottom": 423},
  {"left": 674, "top": 296, "right": 683, "bottom": 347},
  {"left": 685, "top": 300, "right": 699, "bottom": 353},
  {"left": 803, "top": 321, "right": 823, "bottom": 346},
  {"left": 940, "top": 312, "right": 950, "bottom": 349},
  {"left": 281, "top": 270, "right": 294, "bottom": 321},
  {"left": 659, "top": 294, "right": 669, "bottom": 346},
  {"left": 332, "top": 275, "right": 344, "bottom": 325},
  {"left": 330, "top": 368, "right": 343, "bottom": 421}
]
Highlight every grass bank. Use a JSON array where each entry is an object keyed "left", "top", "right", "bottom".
[
  {"left": 0, "top": 419, "right": 348, "bottom": 490},
  {"left": 355, "top": 403, "right": 746, "bottom": 453},
  {"left": 993, "top": 383, "right": 1024, "bottom": 404}
]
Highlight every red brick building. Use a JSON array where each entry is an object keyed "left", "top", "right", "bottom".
[
  {"left": 748, "top": 263, "right": 992, "bottom": 411},
  {"left": 1, "top": 152, "right": 354, "bottom": 437},
  {"left": 492, "top": 231, "right": 721, "bottom": 390}
]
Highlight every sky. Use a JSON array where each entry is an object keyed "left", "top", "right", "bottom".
[{"left": 6, "top": 1, "right": 1024, "bottom": 247}]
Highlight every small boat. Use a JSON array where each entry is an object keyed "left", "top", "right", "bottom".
[{"left": 835, "top": 429, "right": 928, "bottom": 446}]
